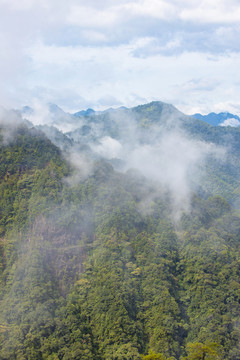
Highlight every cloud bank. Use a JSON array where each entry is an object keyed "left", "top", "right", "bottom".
[{"left": 0, "top": 0, "right": 240, "bottom": 114}]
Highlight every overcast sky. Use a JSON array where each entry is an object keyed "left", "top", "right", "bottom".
[{"left": 0, "top": 0, "right": 240, "bottom": 114}]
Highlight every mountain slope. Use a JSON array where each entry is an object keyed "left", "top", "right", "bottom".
[{"left": 0, "top": 115, "right": 240, "bottom": 359}]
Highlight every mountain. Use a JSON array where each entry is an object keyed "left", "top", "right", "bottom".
[
  {"left": 21, "top": 103, "right": 82, "bottom": 132},
  {"left": 73, "top": 106, "right": 129, "bottom": 117},
  {"left": 63, "top": 101, "right": 240, "bottom": 209},
  {"left": 19, "top": 101, "right": 240, "bottom": 208},
  {"left": 1, "top": 101, "right": 240, "bottom": 359},
  {"left": 192, "top": 112, "right": 240, "bottom": 127},
  {"left": 21, "top": 105, "right": 34, "bottom": 116},
  {"left": 19, "top": 101, "right": 240, "bottom": 207},
  {"left": 66, "top": 101, "right": 188, "bottom": 144},
  {"left": 73, "top": 108, "right": 95, "bottom": 117},
  {"left": 36, "top": 124, "right": 74, "bottom": 151}
]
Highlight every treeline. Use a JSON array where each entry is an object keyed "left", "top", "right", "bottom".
[{"left": 0, "top": 125, "right": 239, "bottom": 359}]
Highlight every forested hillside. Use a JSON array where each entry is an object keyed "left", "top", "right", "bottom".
[{"left": 0, "top": 105, "right": 240, "bottom": 359}]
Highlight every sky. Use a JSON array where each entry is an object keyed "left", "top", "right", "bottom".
[{"left": 0, "top": 0, "right": 240, "bottom": 115}]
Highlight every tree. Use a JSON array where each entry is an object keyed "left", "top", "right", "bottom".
[{"left": 183, "top": 342, "right": 221, "bottom": 360}]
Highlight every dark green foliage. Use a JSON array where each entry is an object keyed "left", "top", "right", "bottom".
[{"left": 0, "top": 123, "right": 240, "bottom": 359}]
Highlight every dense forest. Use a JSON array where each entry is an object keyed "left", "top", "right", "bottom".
[{"left": 0, "top": 103, "right": 240, "bottom": 359}]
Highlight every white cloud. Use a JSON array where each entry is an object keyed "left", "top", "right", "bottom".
[
  {"left": 220, "top": 118, "right": 240, "bottom": 127},
  {"left": 91, "top": 137, "right": 123, "bottom": 159},
  {"left": 0, "top": 0, "right": 240, "bottom": 113},
  {"left": 180, "top": 0, "right": 240, "bottom": 24},
  {"left": 67, "top": 0, "right": 240, "bottom": 27},
  {"left": 67, "top": 5, "right": 118, "bottom": 28},
  {"left": 83, "top": 111, "right": 225, "bottom": 218},
  {"left": 21, "top": 41, "right": 240, "bottom": 114},
  {"left": 122, "top": 0, "right": 175, "bottom": 19},
  {"left": 212, "top": 102, "right": 240, "bottom": 115},
  {"left": 67, "top": 0, "right": 175, "bottom": 29},
  {"left": 80, "top": 30, "right": 108, "bottom": 43}
]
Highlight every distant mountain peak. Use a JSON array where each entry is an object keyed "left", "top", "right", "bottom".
[
  {"left": 73, "top": 108, "right": 95, "bottom": 117},
  {"left": 22, "top": 105, "right": 34, "bottom": 115},
  {"left": 192, "top": 111, "right": 240, "bottom": 127},
  {"left": 48, "top": 103, "right": 67, "bottom": 116}
]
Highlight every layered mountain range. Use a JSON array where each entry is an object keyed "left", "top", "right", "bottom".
[
  {"left": 21, "top": 101, "right": 240, "bottom": 129},
  {"left": 21, "top": 101, "right": 240, "bottom": 209},
  {"left": 0, "top": 101, "right": 240, "bottom": 359},
  {"left": 192, "top": 112, "right": 240, "bottom": 127}
]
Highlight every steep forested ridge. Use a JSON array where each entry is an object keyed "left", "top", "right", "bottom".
[{"left": 0, "top": 107, "right": 240, "bottom": 360}]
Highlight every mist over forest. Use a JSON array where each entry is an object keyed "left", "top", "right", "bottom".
[{"left": 0, "top": 101, "right": 240, "bottom": 359}]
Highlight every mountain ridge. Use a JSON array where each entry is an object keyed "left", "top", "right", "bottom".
[
  {"left": 192, "top": 111, "right": 240, "bottom": 127},
  {"left": 0, "top": 120, "right": 240, "bottom": 359},
  {"left": 1, "top": 102, "right": 240, "bottom": 358}
]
